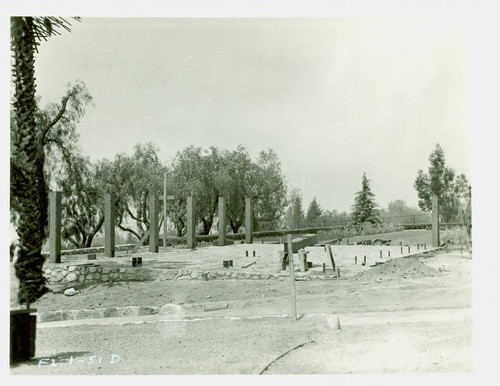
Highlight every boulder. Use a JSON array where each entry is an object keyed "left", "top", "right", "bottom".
[
  {"left": 64, "top": 288, "right": 77, "bottom": 296},
  {"left": 66, "top": 273, "right": 77, "bottom": 282}
]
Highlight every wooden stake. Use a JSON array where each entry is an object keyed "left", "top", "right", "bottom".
[
  {"left": 325, "top": 244, "right": 336, "bottom": 271},
  {"left": 242, "top": 260, "right": 257, "bottom": 269},
  {"left": 163, "top": 172, "right": 167, "bottom": 251},
  {"left": 286, "top": 234, "right": 297, "bottom": 321}
]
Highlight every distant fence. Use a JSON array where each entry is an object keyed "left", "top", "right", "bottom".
[{"left": 291, "top": 213, "right": 462, "bottom": 230}]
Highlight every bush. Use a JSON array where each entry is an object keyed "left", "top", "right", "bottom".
[{"left": 440, "top": 226, "right": 470, "bottom": 246}]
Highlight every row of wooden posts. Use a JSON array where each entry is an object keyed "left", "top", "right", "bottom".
[
  {"left": 47, "top": 190, "right": 442, "bottom": 265},
  {"left": 48, "top": 191, "right": 255, "bottom": 264}
]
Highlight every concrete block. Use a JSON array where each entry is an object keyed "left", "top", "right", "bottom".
[{"left": 204, "top": 302, "right": 229, "bottom": 312}]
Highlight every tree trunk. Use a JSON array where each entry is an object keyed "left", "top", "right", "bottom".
[
  {"left": 229, "top": 219, "right": 241, "bottom": 234},
  {"left": 11, "top": 18, "right": 49, "bottom": 304},
  {"left": 176, "top": 217, "right": 185, "bottom": 237},
  {"left": 85, "top": 215, "right": 105, "bottom": 248},
  {"left": 200, "top": 215, "right": 214, "bottom": 235}
]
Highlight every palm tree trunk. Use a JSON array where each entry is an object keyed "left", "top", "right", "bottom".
[{"left": 11, "top": 17, "right": 49, "bottom": 304}]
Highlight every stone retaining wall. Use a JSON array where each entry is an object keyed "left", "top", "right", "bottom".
[
  {"left": 44, "top": 265, "right": 154, "bottom": 285},
  {"left": 44, "top": 264, "right": 337, "bottom": 285}
]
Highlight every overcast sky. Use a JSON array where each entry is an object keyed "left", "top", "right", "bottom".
[{"left": 32, "top": 17, "right": 470, "bottom": 213}]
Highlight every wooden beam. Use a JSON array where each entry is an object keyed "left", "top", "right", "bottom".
[
  {"left": 287, "top": 234, "right": 297, "bottom": 321},
  {"left": 242, "top": 260, "right": 257, "bottom": 269},
  {"left": 325, "top": 244, "right": 336, "bottom": 271}
]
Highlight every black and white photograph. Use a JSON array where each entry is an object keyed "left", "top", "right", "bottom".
[{"left": 4, "top": 0, "right": 499, "bottom": 382}]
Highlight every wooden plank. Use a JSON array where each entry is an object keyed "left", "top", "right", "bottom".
[
  {"left": 284, "top": 234, "right": 317, "bottom": 253},
  {"left": 277, "top": 251, "right": 286, "bottom": 273},
  {"left": 298, "top": 249, "right": 308, "bottom": 272},
  {"left": 325, "top": 243, "right": 336, "bottom": 271},
  {"left": 287, "top": 234, "right": 297, "bottom": 321},
  {"left": 163, "top": 173, "right": 167, "bottom": 251},
  {"left": 242, "top": 260, "right": 256, "bottom": 268}
]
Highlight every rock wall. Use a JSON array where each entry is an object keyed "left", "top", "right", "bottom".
[
  {"left": 43, "top": 264, "right": 337, "bottom": 285},
  {"left": 43, "top": 265, "right": 154, "bottom": 285}
]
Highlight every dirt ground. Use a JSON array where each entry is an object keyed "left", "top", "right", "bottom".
[{"left": 10, "top": 230, "right": 474, "bottom": 374}]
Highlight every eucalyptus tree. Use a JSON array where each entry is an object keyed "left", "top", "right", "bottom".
[{"left": 414, "top": 144, "right": 470, "bottom": 222}]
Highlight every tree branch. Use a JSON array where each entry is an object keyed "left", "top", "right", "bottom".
[
  {"left": 65, "top": 235, "right": 82, "bottom": 249},
  {"left": 126, "top": 205, "right": 145, "bottom": 223},
  {"left": 41, "top": 93, "right": 73, "bottom": 145},
  {"left": 117, "top": 223, "right": 141, "bottom": 240}
]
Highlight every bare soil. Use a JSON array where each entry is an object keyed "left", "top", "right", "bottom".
[{"left": 10, "top": 229, "right": 473, "bottom": 374}]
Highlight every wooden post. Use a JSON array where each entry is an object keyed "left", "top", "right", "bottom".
[
  {"left": 355, "top": 256, "right": 357, "bottom": 264},
  {"left": 432, "top": 195, "right": 440, "bottom": 247},
  {"left": 49, "top": 191, "right": 62, "bottom": 263},
  {"left": 104, "top": 192, "right": 115, "bottom": 257},
  {"left": 325, "top": 244, "right": 336, "bottom": 270},
  {"left": 286, "top": 234, "right": 297, "bottom": 321},
  {"left": 245, "top": 197, "right": 253, "bottom": 244},
  {"left": 298, "top": 249, "right": 307, "bottom": 271},
  {"left": 277, "top": 251, "right": 286, "bottom": 273},
  {"left": 163, "top": 173, "right": 167, "bottom": 251},
  {"left": 186, "top": 195, "right": 196, "bottom": 249},
  {"left": 218, "top": 196, "right": 226, "bottom": 247},
  {"left": 149, "top": 193, "right": 159, "bottom": 253}
]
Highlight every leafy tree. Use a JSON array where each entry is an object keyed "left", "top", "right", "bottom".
[
  {"left": 414, "top": 144, "right": 470, "bottom": 222},
  {"left": 58, "top": 154, "right": 106, "bottom": 248},
  {"left": 169, "top": 146, "right": 222, "bottom": 236},
  {"left": 285, "top": 188, "right": 305, "bottom": 228},
  {"left": 252, "top": 149, "right": 288, "bottom": 231},
  {"left": 306, "top": 197, "right": 323, "bottom": 223},
  {"left": 216, "top": 146, "right": 256, "bottom": 233},
  {"left": 10, "top": 16, "right": 84, "bottom": 303},
  {"left": 168, "top": 145, "right": 288, "bottom": 235},
  {"left": 351, "top": 173, "right": 380, "bottom": 224},
  {"left": 101, "top": 143, "right": 165, "bottom": 241}
]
